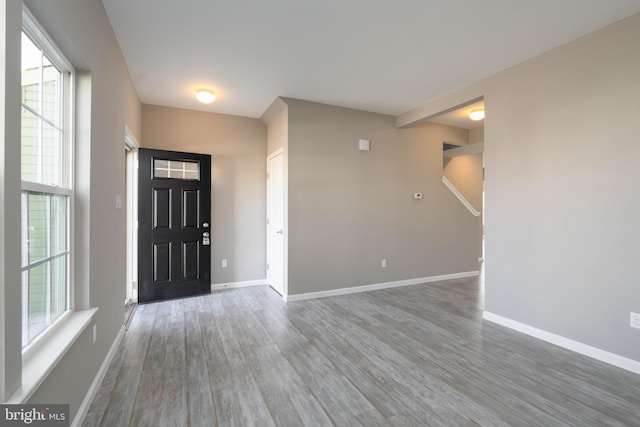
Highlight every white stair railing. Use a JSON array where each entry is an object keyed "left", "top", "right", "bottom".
[{"left": 442, "top": 176, "right": 480, "bottom": 216}]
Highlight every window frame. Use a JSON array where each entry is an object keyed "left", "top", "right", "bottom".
[{"left": 20, "top": 7, "right": 76, "bottom": 352}]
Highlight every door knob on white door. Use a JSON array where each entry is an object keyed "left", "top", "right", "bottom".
[{"left": 276, "top": 230, "right": 283, "bottom": 234}]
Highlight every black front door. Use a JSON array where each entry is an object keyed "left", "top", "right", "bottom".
[{"left": 138, "top": 148, "right": 211, "bottom": 303}]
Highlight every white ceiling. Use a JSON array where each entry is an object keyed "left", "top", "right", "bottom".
[{"left": 101, "top": 0, "right": 640, "bottom": 119}]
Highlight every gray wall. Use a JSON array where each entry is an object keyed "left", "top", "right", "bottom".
[
  {"left": 284, "top": 98, "right": 479, "bottom": 295},
  {"left": 468, "top": 125, "right": 484, "bottom": 144},
  {"left": 263, "top": 98, "right": 288, "bottom": 156},
  {"left": 141, "top": 105, "right": 267, "bottom": 284},
  {"left": 484, "top": 12, "right": 640, "bottom": 361},
  {"left": 443, "top": 148, "right": 484, "bottom": 259},
  {"left": 398, "top": 12, "right": 640, "bottom": 362},
  {"left": 18, "top": 0, "right": 142, "bottom": 418}
]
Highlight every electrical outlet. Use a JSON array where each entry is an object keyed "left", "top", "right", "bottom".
[
  {"left": 222, "top": 259, "right": 227, "bottom": 268},
  {"left": 630, "top": 312, "right": 640, "bottom": 329},
  {"left": 381, "top": 259, "right": 387, "bottom": 268}
]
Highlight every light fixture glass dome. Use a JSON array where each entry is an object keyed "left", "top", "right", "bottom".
[
  {"left": 195, "top": 89, "right": 215, "bottom": 104},
  {"left": 469, "top": 109, "right": 485, "bottom": 121}
]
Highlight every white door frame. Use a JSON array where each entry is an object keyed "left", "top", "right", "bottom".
[
  {"left": 266, "top": 148, "right": 285, "bottom": 297},
  {"left": 124, "top": 125, "right": 139, "bottom": 304}
]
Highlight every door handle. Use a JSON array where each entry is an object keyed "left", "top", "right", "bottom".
[{"left": 276, "top": 230, "right": 283, "bottom": 234}]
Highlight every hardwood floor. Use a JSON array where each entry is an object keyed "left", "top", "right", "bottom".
[{"left": 83, "top": 276, "right": 640, "bottom": 426}]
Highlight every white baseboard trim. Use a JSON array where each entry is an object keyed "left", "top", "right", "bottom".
[
  {"left": 211, "top": 279, "right": 266, "bottom": 291},
  {"left": 72, "top": 325, "right": 126, "bottom": 427},
  {"left": 483, "top": 311, "right": 640, "bottom": 375},
  {"left": 285, "top": 271, "right": 479, "bottom": 302}
]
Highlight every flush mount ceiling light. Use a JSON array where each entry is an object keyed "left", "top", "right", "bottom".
[
  {"left": 469, "top": 109, "right": 485, "bottom": 121},
  {"left": 195, "top": 89, "right": 215, "bottom": 104}
]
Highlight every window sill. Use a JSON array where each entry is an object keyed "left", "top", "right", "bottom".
[{"left": 7, "top": 308, "right": 98, "bottom": 404}]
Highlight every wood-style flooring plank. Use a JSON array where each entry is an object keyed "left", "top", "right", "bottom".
[
  {"left": 213, "top": 307, "right": 275, "bottom": 426},
  {"left": 157, "top": 299, "right": 187, "bottom": 426},
  {"left": 91, "top": 303, "right": 157, "bottom": 427},
  {"left": 182, "top": 297, "right": 216, "bottom": 427},
  {"left": 81, "top": 305, "right": 146, "bottom": 427},
  {"left": 254, "top": 304, "right": 385, "bottom": 425},
  {"left": 305, "top": 297, "right": 506, "bottom": 426},
  {"left": 329, "top": 295, "right": 579, "bottom": 426},
  {"left": 245, "top": 343, "right": 333, "bottom": 426},
  {"left": 128, "top": 301, "right": 170, "bottom": 426},
  {"left": 84, "top": 277, "right": 640, "bottom": 427},
  {"left": 194, "top": 296, "right": 247, "bottom": 427}
]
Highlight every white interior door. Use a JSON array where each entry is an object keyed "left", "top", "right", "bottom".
[{"left": 267, "top": 150, "right": 284, "bottom": 295}]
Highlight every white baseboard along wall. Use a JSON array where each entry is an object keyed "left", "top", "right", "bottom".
[
  {"left": 285, "top": 271, "right": 480, "bottom": 302},
  {"left": 211, "top": 279, "right": 267, "bottom": 291},
  {"left": 483, "top": 312, "right": 640, "bottom": 375}
]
